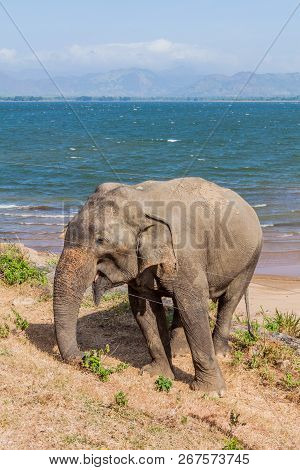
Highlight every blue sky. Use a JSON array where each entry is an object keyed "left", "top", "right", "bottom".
[{"left": 0, "top": 0, "right": 299, "bottom": 76}]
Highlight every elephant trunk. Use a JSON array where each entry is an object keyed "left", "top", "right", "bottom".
[{"left": 53, "top": 247, "right": 96, "bottom": 362}]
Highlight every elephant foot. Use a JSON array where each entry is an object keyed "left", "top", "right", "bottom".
[
  {"left": 170, "top": 327, "right": 190, "bottom": 358},
  {"left": 141, "top": 360, "right": 174, "bottom": 380},
  {"left": 63, "top": 352, "right": 85, "bottom": 366},
  {"left": 213, "top": 334, "right": 231, "bottom": 358},
  {"left": 190, "top": 365, "right": 226, "bottom": 397},
  {"left": 190, "top": 380, "right": 226, "bottom": 398}
]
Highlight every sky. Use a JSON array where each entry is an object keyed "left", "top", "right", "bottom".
[{"left": 0, "top": 0, "right": 300, "bottom": 77}]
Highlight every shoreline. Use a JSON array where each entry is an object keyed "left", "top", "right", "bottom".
[
  {"left": 1, "top": 237, "right": 299, "bottom": 279},
  {"left": 1, "top": 98, "right": 300, "bottom": 103},
  {"left": 1, "top": 241, "right": 299, "bottom": 316}
]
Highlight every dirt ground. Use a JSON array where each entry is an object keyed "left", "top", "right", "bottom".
[{"left": 0, "top": 276, "right": 299, "bottom": 450}]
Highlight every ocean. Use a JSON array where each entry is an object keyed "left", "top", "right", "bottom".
[{"left": 0, "top": 101, "right": 299, "bottom": 276}]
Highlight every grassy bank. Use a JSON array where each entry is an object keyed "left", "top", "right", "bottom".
[{"left": 0, "top": 244, "right": 299, "bottom": 449}]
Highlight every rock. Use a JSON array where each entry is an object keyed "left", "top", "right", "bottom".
[{"left": 12, "top": 297, "right": 36, "bottom": 307}]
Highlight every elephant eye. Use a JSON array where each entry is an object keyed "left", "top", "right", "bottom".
[{"left": 96, "top": 237, "right": 106, "bottom": 245}]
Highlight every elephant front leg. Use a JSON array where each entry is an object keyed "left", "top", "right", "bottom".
[
  {"left": 128, "top": 286, "right": 174, "bottom": 379},
  {"left": 174, "top": 286, "right": 226, "bottom": 397}
]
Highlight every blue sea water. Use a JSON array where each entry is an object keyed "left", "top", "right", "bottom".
[{"left": 0, "top": 101, "right": 299, "bottom": 275}]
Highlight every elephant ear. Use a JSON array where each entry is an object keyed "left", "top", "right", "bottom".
[{"left": 137, "top": 216, "right": 177, "bottom": 281}]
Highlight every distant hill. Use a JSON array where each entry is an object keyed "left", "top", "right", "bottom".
[
  {"left": 1, "top": 69, "right": 300, "bottom": 98},
  {"left": 181, "top": 72, "right": 300, "bottom": 98}
]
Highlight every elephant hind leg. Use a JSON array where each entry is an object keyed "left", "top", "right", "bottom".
[
  {"left": 170, "top": 302, "right": 190, "bottom": 358},
  {"left": 128, "top": 285, "right": 174, "bottom": 379},
  {"left": 213, "top": 266, "right": 256, "bottom": 357}
]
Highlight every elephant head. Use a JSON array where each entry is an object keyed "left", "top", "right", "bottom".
[{"left": 53, "top": 182, "right": 177, "bottom": 362}]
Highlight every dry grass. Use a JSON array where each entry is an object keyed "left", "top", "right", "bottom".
[{"left": 0, "top": 281, "right": 300, "bottom": 450}]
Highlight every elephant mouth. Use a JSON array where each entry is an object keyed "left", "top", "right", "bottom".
[
  {"left": 92, "top": 271, "right": 110, "bottom": 305},
  {"left": 92, "top": 270, "right": 124, "bottom": 306}
]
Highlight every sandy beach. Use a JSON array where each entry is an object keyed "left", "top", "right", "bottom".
[{"left": 238, "top": 274, "right": 300, "bottom": 318}]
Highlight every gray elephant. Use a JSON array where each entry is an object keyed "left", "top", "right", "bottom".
[{"left": 53, "top": 177, "right": 262, "bottom": 397}]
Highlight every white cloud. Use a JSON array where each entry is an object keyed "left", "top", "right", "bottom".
[
  {"left": 0, "top": 39, "right": 237, "bottom": 73},
  {"left": 2, "top": 39, "right": 300, "bottom": 75},
  {"left": 0, "top": 48, "right": 17, "bottom": 63},
  {"left": 64, "top": 39, "right": 234, "bottom": 70}
]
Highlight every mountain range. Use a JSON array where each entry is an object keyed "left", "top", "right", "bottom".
[{"left": 1, "top": 69, "right": 300, "bottom": 98}]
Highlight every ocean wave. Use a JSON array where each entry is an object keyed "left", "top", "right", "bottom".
[
  {"left": 17, "top": 221, "right": 64, "bottom": 226},
  {"left": 167, "top": 139, "right": 180, "bottom": 143},
  {"left": 261, "top": 224, "right": 274, "bottom": 228},
  {"left": 0, "top": 204, "right": 58, "bottom": 211},
  {"left": 1, "top": 212, "right": 67, "bottom": 219},
  {"left": 0, "top": 204, "right": 22, "bottom": 209},
  {"left": 253, "top": 203, "right": 267, "bottom": 208}
]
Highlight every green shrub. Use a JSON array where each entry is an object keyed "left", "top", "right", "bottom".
[
  {"left": 222, "top": 411, "right": 245, "bottom": 450},
  {"left": 155, "top": 375, "right": 173, "bottom": 392},
  {"left": 223, "top": 437, "right": 244, "bottom": 450},
  {"left": 0, "top": 323, "right": 10, "bottom": 338},
  {"left": 233, "top": 328, "right": 259, "bottom": 350},
  {"left": 265, "top": 310, "right": 300, "bottom": 338},
  {"left": 280, "top": 372, "right": 300, "bottom": 390},
  {"left": 231, "top": 350, "right": 244, "bottom": 366},
  {"left": 115, "top": 391, "right": 128, "bottom": 407},
  {"left": 82, "top": 346, "right": 128, "bottom": 382},
  {"left": 0, "top": 245, "right": 46, "bottom": 286},
  {"left": 13, "top": 309, "right": 29, "bottom": 331},
  {"left": 46, "top": 256, "right": 58, "bottom": 268}
]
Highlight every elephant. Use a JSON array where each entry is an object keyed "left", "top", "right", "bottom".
[{"left": 53, "top": 177, "right": 262, "bottom": 397}]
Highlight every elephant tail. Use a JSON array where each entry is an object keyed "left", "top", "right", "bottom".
[{"left": 244, "top": 288, "right": 255, "bottom": 338}]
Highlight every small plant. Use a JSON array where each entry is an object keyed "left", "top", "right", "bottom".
[
  {"left": 247, "top": 351, "right": 262, "bottom": 369},
  {"left": 82, "top": 346, "right": 128, "bottom": 382},
  {"left": 81, "top": 294, "right": 94, "bottom": 308},
  {"left": 223, "top": 437, "right": 244, "bottom": 450},
  {"left": 0, "top": 245, "right": 47, "bottom": 286},
  {"left": 155, "top": 375, "right": 173, "bottom": 392},
  {"left": 229, "top": 410, "right": 245, "bottom": 434},
  {"left": 38, "top": 290, "right": 52, "bottom": 302},
  {"left": 0, "top": 323, "right": 10, "bottom": 338},
  {"left": 114, "top": 361, "right": 129, "bottom": 372},
  {"left": 82, "top": 346, "right": 112, "bottom": 382},
  {"left": 115, "top": 390, "right": 128, "bottom": 407},
  {"left": 233, "top": 328, "right": 259, "bottom": 350},
  {"left": 181, "top": 416, "right": 188, "bottom": 424},
  {"left": 13, "top": 309, "right": 29, "bottom": 331},
  {"left": 265, "top": 310, "right": 300, "bottom": 338},
  {"left": 0, "top": 348, "right": 10, "bottom": 356},
  {"left": 46, "top": 255, "right": 58, "bottom": 268},
  {"left": 208, "top": 301, "right": 217, "bottom": 328},
  {"left": 231, "top": 350, "right": 244, "bottom": 366},
  {"left": 222, "top": 410, "right": 245, "bottom": 450},
  {"left": 259, "top": 366, "right": 275, "bottom": 385},
  {"left": 165, "top": 306, "right": 174, "bottom": 328},
  {"left": 280, "top": 372, "right": 300, "bottom": 390}
]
